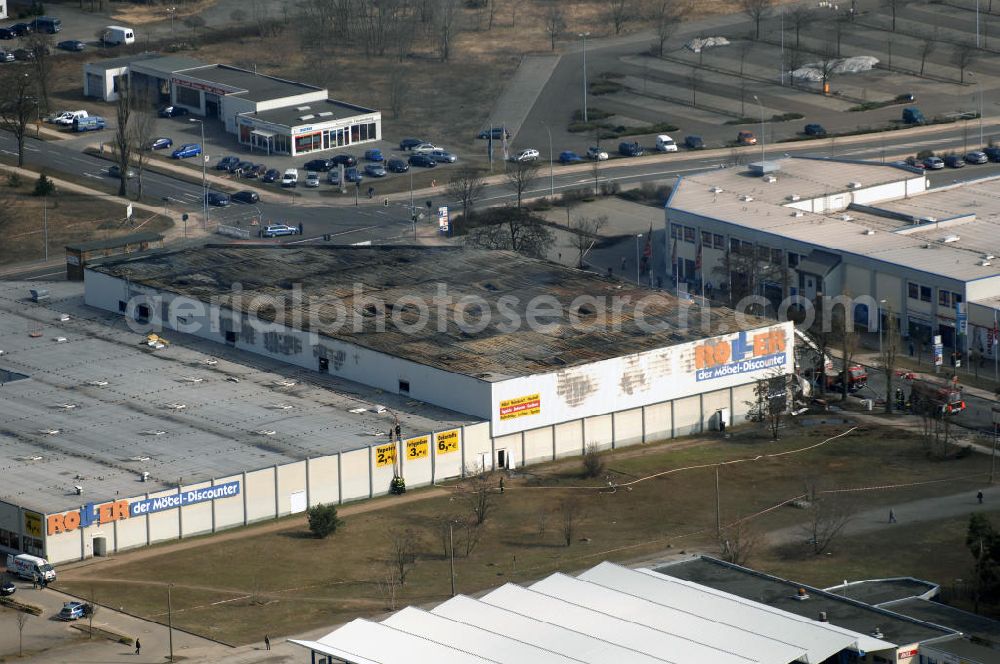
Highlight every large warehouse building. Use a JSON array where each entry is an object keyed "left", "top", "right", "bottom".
[
  {"left": 0, "top": 247, "right": 792, "bottom": 564},
  {"left": 83, "top": 54, "right": 381, "bottom": 156},
  {"left": 667, "top": 157, "right": 1000, "bottom": 360}
]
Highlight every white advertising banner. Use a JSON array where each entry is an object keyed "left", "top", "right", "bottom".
[{"left": 489, "top": 322, "right": 794, "bottom": 436}]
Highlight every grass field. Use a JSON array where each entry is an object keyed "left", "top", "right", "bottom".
[{"left": 57, "top": 419, "right": 992, "bottom": 645}]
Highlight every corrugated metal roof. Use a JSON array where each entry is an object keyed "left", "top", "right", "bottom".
[{"left": 290, "top": 620, "right": 499, "bottom": 664}]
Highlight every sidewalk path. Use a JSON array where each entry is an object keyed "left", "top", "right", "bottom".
[{"left": 489, "top": 55, "right": 561, "bottom": 141}]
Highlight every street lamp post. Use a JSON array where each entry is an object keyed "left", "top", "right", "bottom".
[
  {"left": 753, "top": 95, "right": 765, "bottom": 167},
  {"left": 635, "top": 233, "right": 642, "bottom": 286},
  {"left": 166, "top": 7, "right": 176, "bottom": 38},
  {"left": 190, "top": 118, "right": 208, "bottom": 227},
  {"left": 579, "top": 32, "right": 591, "bottom": 123},
  {"left": 542, "top": 122, "right": 553, "bottom": 197},
  {"left": 167, "top": 583, "right": 174, "bottom": 662}
]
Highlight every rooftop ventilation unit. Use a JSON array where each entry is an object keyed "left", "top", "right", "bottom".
[
  {"left": 943, "top": 235, "right": 961, "bottom": 243},
  {"left": 318, "top": 111, "right": 333, "bottom": 117},
  {"left": 74, "top": 485, "right": 83, "bottom": 495},
  {"left": 921, "top": 216, "right": 937, "bottom": 224},
  {"left": 141, "top": 471, "right": 150, "bottom": 482},
  {"left": 818, "top": 612, "right": 828, "bottom": 622},
  {"left": 864, "top": 229, "right": 876, "bottom": 235},
  {"left": 848, "top": 181, "right": 863, "bottom": 189},
  {"left": 985, "top": 254, "right": 995, "bottom": 260},
  {"left": 793, "top": 587, "right": 810, "bottom": 601},
  {"left": 840, "top": 214, "right": 853, "bottom": 221},
  {"left": 298, "top": 114, "right": 315, "bottom": 121},
  {"left": 871, "top": 628, "right": 884, "bottom": 640},
  {"left": 709, "top": 186, "right": 724, "bottom": 193},
  {"left": 787, "top": 194, "right": 801, "bottom": 202},
  {"left": 763, "top": 175, "right": 777, "bottom": 183},
  {"left": 981, "top": 260, "right": 992, "bottom": 267},
  {"left": 295, "top": 106, "right": 311, "bottom": 111},
  {"left": 739, "top": 194, "right": 754, "bottom": 202},
  {"left": 793, "top": 211, "right": 804, "bottom": 217}
]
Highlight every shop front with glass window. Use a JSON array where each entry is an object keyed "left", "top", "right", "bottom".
[{"left": 237, "top": 114, "right": 380, "bottom": 156}]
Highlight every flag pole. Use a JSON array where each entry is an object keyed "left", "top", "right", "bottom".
[{"left": 994, "top": 308, "right": 998, "bottom": 382}]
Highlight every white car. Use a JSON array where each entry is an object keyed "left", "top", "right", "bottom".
[
  {"left": 305, "top": 171, "right": 320, "bottom": 188},
  {"left": 656, "top": 134, "right": 678, "bottom": 152},
  {"left": 411, "top": 143, "right": 441, "bottom": 154},
  {"left": 281, "top": 168, "right": 298, "bottom": 188},
  {"left": 513, "top": 148, "right": 540, "bottom": 162},
  {"left": 587, "top": 146, "right": 609, "bottom": 161}
]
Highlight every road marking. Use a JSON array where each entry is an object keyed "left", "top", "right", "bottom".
[
  {"left": 1, "top": 150, "right": 16, "bottom": 156},
  {"left": 285, "top": 224, "right": 381, "bottom": 244},
  {"left": 83, "top": 173, "right": 103, "bottom": 179},
  {"left": 27, "top": 270, "right": 66, "bottom": 280}
]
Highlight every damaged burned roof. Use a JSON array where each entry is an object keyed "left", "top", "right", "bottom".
[{"left": 92, "top": 245, "right": 769, "bottom": 381}]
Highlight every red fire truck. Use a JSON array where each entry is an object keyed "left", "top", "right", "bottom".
[{"left": 909, "top": 378, "right": 966, "bottom": 417}]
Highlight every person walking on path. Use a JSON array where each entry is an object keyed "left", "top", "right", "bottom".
[
  {"left": 888, "top": 508, "right": 897, "bottom": 523},
  {"left": 499, "top": 477, "right": 504, "bottom": 494},
  {"left": 134, "top": 638, "right": 141, "bottom": 655},
  {"left": 264, "top": 634, "right": 270, "bottom": 651},
  {"left": 978, "top": 491, "right": 984, "bottom": 504}
]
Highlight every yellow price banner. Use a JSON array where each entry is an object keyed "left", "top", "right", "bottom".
[
  {"left": 23, "top": 511, "right": 42, "bottom": 538},
  {"left": 435, "top": 429, "right": 460, "bottom": 455},
  {"left": 405, "top": 436, "right": 429, "bottom": 459},
  {"left": 499, "top": 393, "right": 541, "bottom": 420},
  {"left": 374, "top": 443, "right": 397, "bottom": 468}
]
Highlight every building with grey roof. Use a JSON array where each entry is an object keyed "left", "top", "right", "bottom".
[
  {"left": 666, "top": 157, "right": 1000, "bottom": 360},
  {"left": 82, "top": 54, "right": 380, "bottom": 156}
]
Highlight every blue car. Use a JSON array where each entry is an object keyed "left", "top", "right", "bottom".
[
  {"left": 364, "top": 148, "right": 384, "bottom": 162},
  {"left": 559, "top": 150, "right": 583, "bottom": 164},
  {"left": 171, "top": 143, "right": 201, "bottom": 159},
  {"left": 345, "top": 167, "right": 363, "bottom": 183},
  {"left": 147, "top": 137, "right": 172, "bottom": 151}
]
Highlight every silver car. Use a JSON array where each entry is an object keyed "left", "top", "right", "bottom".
[
  {"left": 305, "top": 171, "right": 320, "bottom": 188},
  {"left": 428, "top": 149, "right": 458, "bottom": 163}
]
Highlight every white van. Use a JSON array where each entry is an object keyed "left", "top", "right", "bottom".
[
  {"left": 656, "top": 135, "right": 678, "bottom": 153},
  {"left": 281, "top": 169, "right": 299, "bottom": 188},
  {"left": 6, "top": 553, "right": 56, "bottom": 582},
  {"left": 52, "top": 110, "right": 88, "bottom": 126},
  {"left": 102, "top": 25, "right": 135, "bottom": 46}
]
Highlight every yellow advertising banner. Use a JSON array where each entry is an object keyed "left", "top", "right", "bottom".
[
  {"left": 435, "top": 429, "right": 460, "bottom": 455},
  {"left": 375, "top": 443, "right": 397, "bottom": 468},
  {"left": 23, "top": 511, "right": 42, "bottom": 538},
  {"left": 499, "top": 393, "right": 541, "bottom": 420},
  {"left": 405, "top": 436, "right": 429, "bottom": 460}
]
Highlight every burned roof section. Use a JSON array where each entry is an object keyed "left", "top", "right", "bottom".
[{"left": 90, "top": 245, "right": 772, "bottom": 381}]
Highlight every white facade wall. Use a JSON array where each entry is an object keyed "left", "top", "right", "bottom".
[
  {"left": 220, "top": 95, "right": 257, "bottom": 133},
  {"left": 84, "top": 64, "right": 128, "bottom": 102}
]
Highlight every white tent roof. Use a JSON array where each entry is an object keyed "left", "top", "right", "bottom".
[
  {"left": 383, "top": 606, "right": 585, "bottom": 664},
  {"left": 530, "top": 573, "right": 807, "bottom": 664},
  {"left": 290, "top": 619, "right": 499, "bottom": 664},
  {"left": 432, "top": 595, "right": 673, "bottom": 664},
  {"left": 630, "top": 567, "right": 897, "bottom": 655},
  {"left": 482, "top": 583, "right": 756, "bottom": 664}
]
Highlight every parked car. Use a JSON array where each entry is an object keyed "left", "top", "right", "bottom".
[
  {"left": 262, "top": 223, "right": 299, "bottom": 237},
  {"left": 242, "top": 163, "right": 265, "bottom": 179},
  {"left": 330, "top": 154, "right": 357, "bottom": 167},
  {"left": 901, "top": 107, "right": 925, "bottom": 125},
  {"left": 737, "top": 130, "right": 757, "bottom": 145},
  {"left": 107, "top": 165, "right": 136, "bottom": 179},
  {"left": 262, "top": 168, "right": 280, "bottom": 183},
  {"left": 903, "top": 157, "right": 925, "bottom": 169},
  {"left": 216, "top": 156, "right": 239, "bottom": 171},
  {"left": 944, "top": 154, "right": 965, "bottom": 168},
  {"left": 618, "top": 141, "right": 643, "bottom": 157},
  {"left": 1, "top": 580, "right": 16, "bottom": 596},
  {"left": 304, "top": 158, "right": 332, "bottom": 172},
  {"left": 171, "top": 143, "right": 201, "bottom": 159},
  {"left": 411, "top": 143, "right": 440, "bottom": 154},
  {"left": 206, "top": 192, "right": 231, "bottom": 207},
  {"left": 159, "top": 105, "right": 189, "bottom": 118},
  {"left": 984, "top": 147, "right": 1000, "bottom": 162},
  {"left": 12, "top": 49, "right": 34, "bottom": 61},
  {"left": 52, "top": 110, "right": 88, "bottom": 126},
  {"left": 408, "top": 153, "right": 437, "bottom": 168},
  {"left": 31, "top": 16, "right": 62, "bottom": 34},
  {"left": 305, "top": 172, "right": 320, "bottom": 188},
  {"left": 803, "top": 123, "right": 827, "bottom": 137},
  {"left": 477, "top": 127, "right": 510, "bottom": 139},
  {"left": 364, "top": 163, "right": 387, "bottom": 177},
  {"left": 364, "top": 148, "right": 384, "bottom": 162},
  {"left": 896, "top": 92, "right": 916, "bottom": 102},
  {"left": 235, "top": 161, "right": 255, "bottom": 176},
  {"left": 386, "top": 158, "right": 409, "bottom": 173},
  {"left": 327, "top": 169, "right": 342, "bottom": 185},
  {"left": 72, "top": 116, "right": 105, "bottom": 132},
  {"left": 587, "top": 146, "right": 609, "bottom": 161},
  {"left": 399, "top": 137, "right": 424, "bottom": 151},
  {"left": 147, "top": 137, "right": 172, "bottom": 150},
  {"left": 559, "top": 150, "right": 583, "bottom": 163},
  {"left": 0, "top": 50, "right": 15, "bottom": 62},
  {"left": 685, "top": 135, "right": 705, "bottom": 150},
  {"left": 512, "top": 148, "right": 539, "bottom": 162},
  {"left": 231, "top": 190, "right": 260, "bottom": 204},
  {"left": 428, "top": 149, "right": 457, "bottom": 163},
  {"left": 58, "top": 602, "right": 91, "bottom": 621},
  {"left": 57, "top": 40, "right": 85, "bottom": 52},
  {"left": 281, "top": 168, "right": 298, "bottom": 187},
  {"left": 922, "top": 156, "right": 944, "bottom": 169},
  {"left": 0, "top": 28, "right": 15, "bottom": 40},
  {"left": 9, "top": 23, "right": 33, "bottom": 37},
  {"left": 656, "top": 135, "right": 678, "bottom": 152},
  {"left": 965, "top": 150, "right": 988, "bottom": 164},
  {"left": 345, "top": 167, "right": 363, "bottom": 183}
]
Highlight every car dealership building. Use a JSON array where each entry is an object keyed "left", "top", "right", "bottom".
[{"left": 83, "top": 54, "right": 380, "bottom": 156}]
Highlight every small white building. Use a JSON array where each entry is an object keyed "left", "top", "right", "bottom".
[{"left": 0, "top": 2, "right": 8, "bottom": 20}]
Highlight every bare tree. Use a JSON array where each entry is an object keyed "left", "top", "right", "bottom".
[
  {"left": 183, "top": 14, "right": 207, "bottom": 40},
  {"left": 719, "top": 518, "right": 762, "bottom": 566},
  {"left": 649, "top": 0, "right": 689, "bottom": 57},
  {"left": 130, "top": 101, "right": 157, "bottom": 201},
  {"left": 746, "top": 371, "right": 789, "bottom": 439},
  {"left": 801, "top": 485, "right": 853, "bottom": 555},
  {"left": 467, "top": 209, "right": 554, "bottom": 257},
  {"left": 25, "top": 33, "right": 54, "bottom": 114},
  {"left": 505, "top": 159, "right": 540, "bottom": 210},
  {"left": 817, "top": 44, "right": 839, "bottom": 93},
  {"left": 590, "top": 158, "right": 602, "bottom": 196},
  {"left": 953, "top": 44, "right": 977, "bottom": 84},
  {"left": 741, "top": 0, "right": 773, "bottom": 40},
  {"left": 447, "top": 166, "right": 486, "bottom": 222},
  {"left": 919, "top": 34, "right": 937, "bottom": 76},
  {"left": 545, "top": 3, "right": 566, "bottom": 50},
  {"left": 581, "top": 443, "right": 606, "bottom": 478},
  {"left": 88, "top": 585, "right": 99, "bottom": 639},
  {"left": 387, "top": 528, "right": 420, "bottom": 586},
  {"left": 16, "top": 611, "right": 29, "bottom": 657},
  {"left": 833, "top": 11, "right": 851, "bottom": 57},
  {"left": 608, "top": 0, "right": 631, "bottom": 35},
  {"left": 373, "top": 560, "right": 401, "bottom": 610},
  {"left": 388, "top": 69, "right": 408, "bottom": 120},
  {"left": 880, "top": 305, "right": 900, "bottom": 414},
  {"left": 0, "top": 71, "right": 36, "bottom": 167},
  {"left": 568, "top": 214, "right": 608, "bottom": 267},
  {"left": 462, "top": 466, "right": 499, "bottom": 526},
  {"left": 437, "top": 0, "right": 460, "bottom": 61},
  {"left": 560, "top": 497, "right": 582, "bottom": 546},
  {"left": 883, "top": 0, "right": 906, "bottom": 32},
  {"left": 688, "top": 66, "right": 699, "bottom": 106},
  {"left": 837, "top": 299, "right": 859, "bottom": 401},
  {"left": 787, "top": 6, "right": 813, "bottom": 49},
  {"left": 113, "top": 79, "right": 135, "bottom": 198}
]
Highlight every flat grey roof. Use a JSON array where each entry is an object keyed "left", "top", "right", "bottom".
[
  {"left": 657, "top": 557, "right": 954, "bottom": 647},
  {"left": 0, "top": 281, "right": 474, "bottom": 513},
  {"left": 129, "top": 54, "right": 205, "bottom": 77},
  {"left": 880, "top": 597, "right": 1000, "bottom": 644},
  {"left": 923, "top": 635, "right": 1000, "bottom": 661},
  {"left": 88, "top": 245, "right": 775, "bottom": 382},
  {"left": 824, "top": 578, "right": 938, "bottom": 606},
  {"left": 176, "top": 64, "right": 320, "bottom": 102},
  {"left": 85, "top": 52, "right": 164, "bottom": 72},
  {"left": 245, "top": 99, "right": 376, "bottom": 129}
]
